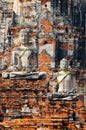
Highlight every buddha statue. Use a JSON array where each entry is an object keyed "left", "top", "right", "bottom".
[
  {"left": 56, "top": 58, "right": 76, "bottom": 94},
  {"left": 49, "top": 58, "right": 76, "bottom": 100},
  {"left": 2, "top": 29, "right": 46, "bottom": 79},
  {"left": 10, "top": 29, "right": 37, "bottom": 72}
]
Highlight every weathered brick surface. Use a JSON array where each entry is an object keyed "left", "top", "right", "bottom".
[
  {"left": 0, "top": 0, "right": 86, "bottom": 129},
  {"left": 0, "top": 76, "right": 86, "bottom": 130}
]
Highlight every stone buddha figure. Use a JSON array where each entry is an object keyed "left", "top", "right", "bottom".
[
  {"left": 57, "top": 58, "right": 76, "bottom": 94},
  {"left": 51, "top": 58, "right": 76, "bottom": 95},
  {"left": 2, "top": 28, "right": 46, "bottom": 79},
  {"left": 10, "top": 29, "right": 37, "bottom": 72}
]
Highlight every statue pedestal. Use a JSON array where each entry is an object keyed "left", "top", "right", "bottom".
[
  {"left": 2, "top": 71, "right": 46, "bottom": 80},
  {"left": 48, "top": 92, "right": 83, "bottom": 101}
]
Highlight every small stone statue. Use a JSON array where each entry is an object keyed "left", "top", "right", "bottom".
[
  {"left": 21, "top": 104, "right": 31, "bottom": 114},
  {"left": 56, "top": 58, "right": 76, "bottom": 94},
  {"left": 49, "top": 58, "right": 76, "bottom": 100},
  {"left": 10, "top": 29, "right": 37, "bottom": 72}
]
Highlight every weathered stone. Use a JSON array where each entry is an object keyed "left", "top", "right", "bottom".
[{"left": 2, "top": 72, "right": 9, "bottom": 78}]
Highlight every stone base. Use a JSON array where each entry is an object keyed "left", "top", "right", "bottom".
[
  {"left": 2, "top": 71, "right": 46, "bottom": 80},
  {"left": 48, "top": 92, "right": 83, "bottom": 101}
]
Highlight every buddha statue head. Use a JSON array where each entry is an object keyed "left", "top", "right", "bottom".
[
  {"left": 60, "top": 58, "right": 69, "bottom": 71},
  {"left": 19, "top": 29, "right": 29, "bottom": 45}
]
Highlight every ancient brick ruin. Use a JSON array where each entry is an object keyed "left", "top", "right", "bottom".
[{"left": 0, "top": 0, "right": 86, "bottom": 130}]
